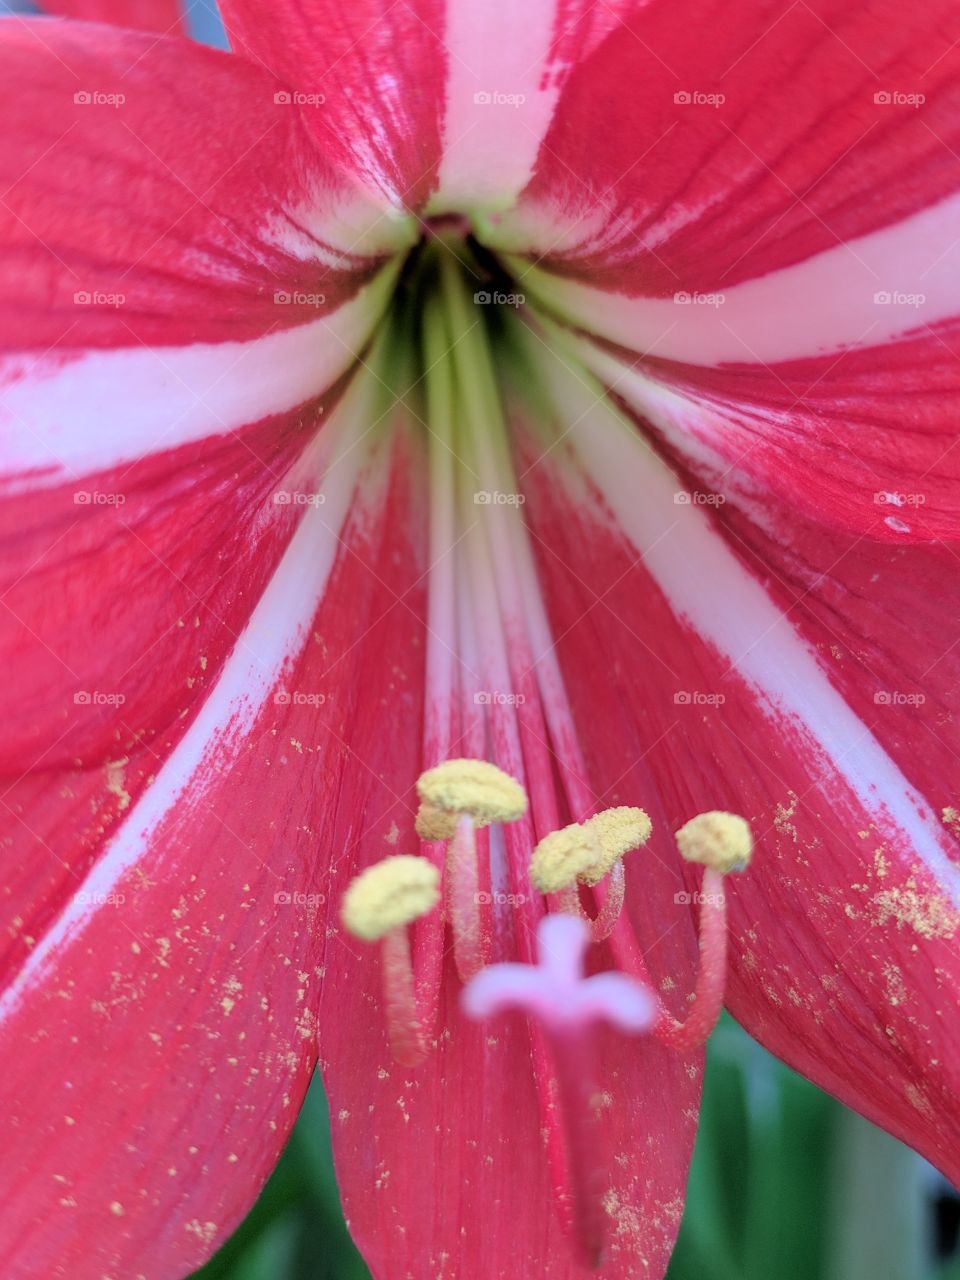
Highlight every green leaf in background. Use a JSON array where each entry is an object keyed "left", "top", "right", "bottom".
[{"left": 193, "top": 1015, "right": 958, "bottom": 1280}]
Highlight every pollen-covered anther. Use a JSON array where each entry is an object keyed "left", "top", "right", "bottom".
[
  {"left": 530, "top": 823, "right": 604, "bottom": 894},
  {"left": 530, "top": 807, "right": 652, "bottom": 895},
  {"left": 341, "top": 854, "right": 440, "bottom": 942},
  {"left": 675, "top": 810, "right": 752, "bottom": 874},
  {"left": 414, "top": 801, "right": 458, "bottom": 841},
  {"left": 416, "top": 758, "right": 527, "bottom": 827},
  {"left": 583, "top": 805, "right": 652, "bottom": 880}
]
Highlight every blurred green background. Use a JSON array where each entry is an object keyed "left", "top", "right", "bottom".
[{"left": 191, "top": 1015, "right": 960, "bottom": 1280}]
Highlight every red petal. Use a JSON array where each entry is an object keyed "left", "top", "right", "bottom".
[
  {"left": 0, "top": 21, "right": 404, "bottom": 352},
  {"left": 508, "top": 352, "right": 960, "bottom": 1185},
  {"left": 495, "top": 0, "right": 960, "bottom": 293},
  {"left": 0, "top": 28, "right": 421, "bottom": 1272},
  {"left": 0, "top": 399, "right": 427, "bottom": 1274},
  {"left": 219, "top": 0, "right": 448, "bottom": 207}
]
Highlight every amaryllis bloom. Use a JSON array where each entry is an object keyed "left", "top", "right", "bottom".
[{"left": 1, "top": 0, "right": 959, "bottom": 1276}]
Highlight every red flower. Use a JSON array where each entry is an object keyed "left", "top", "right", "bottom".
[{"left": 0, "top": 2, "right": 958, "bottom": 1277}]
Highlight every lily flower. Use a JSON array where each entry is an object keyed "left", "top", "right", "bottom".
[{"left": 1, "top": 1, "right": 959, "bottom": 1277}]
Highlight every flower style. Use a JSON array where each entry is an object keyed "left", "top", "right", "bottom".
[{"left": 0, "top": 1, "right": 959, "bottom": 1278}]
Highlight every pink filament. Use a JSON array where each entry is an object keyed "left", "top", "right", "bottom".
[
  {"left": 381, "top": 926, "right": 428, "bottom": 1066},
  {"left": 446, "top": 814, "right": 488, "bottom": 982},
  {"left": 654, "top": 866, "right": 729, "bottom": 1052}
]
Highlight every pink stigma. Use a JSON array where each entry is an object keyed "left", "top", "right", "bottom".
[{"left": 461, "top": 913, "right": 655, "bottom": 1035}]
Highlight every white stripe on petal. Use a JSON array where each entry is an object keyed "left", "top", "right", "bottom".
[
  {"left": 511, "top": 187, "right": 960, "bottom": 363},
  {"left": 0, "top": 262, "right": 399, "bottom": 491},
  {"left": 430, "top": 0, "right": 563, "bottom": 215}
]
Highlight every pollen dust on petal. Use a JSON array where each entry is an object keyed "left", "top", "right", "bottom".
[
  {"left": 105, "top": 759, "right": 132, "bottom": 812},
  {"left": 871, "top": 876, "right": 959, "bottom": 940},
  {"left": 185, "top": 1220, "right": 218, "bottom": 1245},
  {"left": 941, "top": 806, "right": 960, "bottom": 838},
  {"left": 905, "top": 1082, "right": 937, "bottom": 1122},
  {"left": 774, "top": 793, "right": 799, "bottom": 844}
]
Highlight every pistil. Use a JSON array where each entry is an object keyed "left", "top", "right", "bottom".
[{"left": 462, "top": 913, "right": 655, "bottom": 1267}]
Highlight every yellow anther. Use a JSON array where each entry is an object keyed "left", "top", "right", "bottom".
[
  {"left": 341, "top": 855, "right": 440, "bottom": 942},
  {"left": 675, "top": 811, "right": 752, "bottom": 874},
  {"left": 415, "top": 801, "right": 458, "bottom": 841},
  {"left": 530, "top": 822, "right": 604, "bottom": 893},
  {"left": 416, "top": 758, "right": 527, "bottom": 828},
  {"left": 531, "top": 806, "right": 652, "bottom": 893},
  {"left": 583, "top": 806, "right": 652, "bottom": 879}
]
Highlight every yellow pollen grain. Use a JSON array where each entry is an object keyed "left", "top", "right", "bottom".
[
  {"left": 416, "top": 758, "right": 527, "bottom": 827},
  {"left": 584, "top": 806, "right": 652, "bottom": 878},
  {"left": 529, "top": 822, "right": 604, "bottom": 893},
  {"left": 676, "top": 810, "right": 752, "bottom": 873},
  {"left": 341, "top": 855, "right": 440, "bottom": 942},
  {"left": 414, "top": 801, "right": 458, "bottom": 841}
]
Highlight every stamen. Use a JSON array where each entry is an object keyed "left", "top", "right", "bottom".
[
  {"left": 529, "top": 822, "right": 604, "bottom": 894},
  {"left": 655, "top": 811, "right": 753, "bottom": 1053},
  {"left": 416, "top": 757, "right": 528, "bottom": 827},
  {"left": 416, "top": 759, "right": 528, "bottom": 982},
  {"left": 675, "top": 809, "right": 752, "bottom": 873},
  {"left": 463, "top": 914, "right": 654, "bottom": 1267},
  {"left": 530, "top": 807, "right": 651, "bottom": 942},
  {"left": 341, "top": 856, "right": 440, "bottom": 1065},
  {"left": 414, "top": 801, "right": 457, "bottom": 841},
  {"left": 446, "top": 813, "right": 487, "bottom": 981},
  {"left": 585, "top": 806, "right": 652, "bottom": 880}
]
